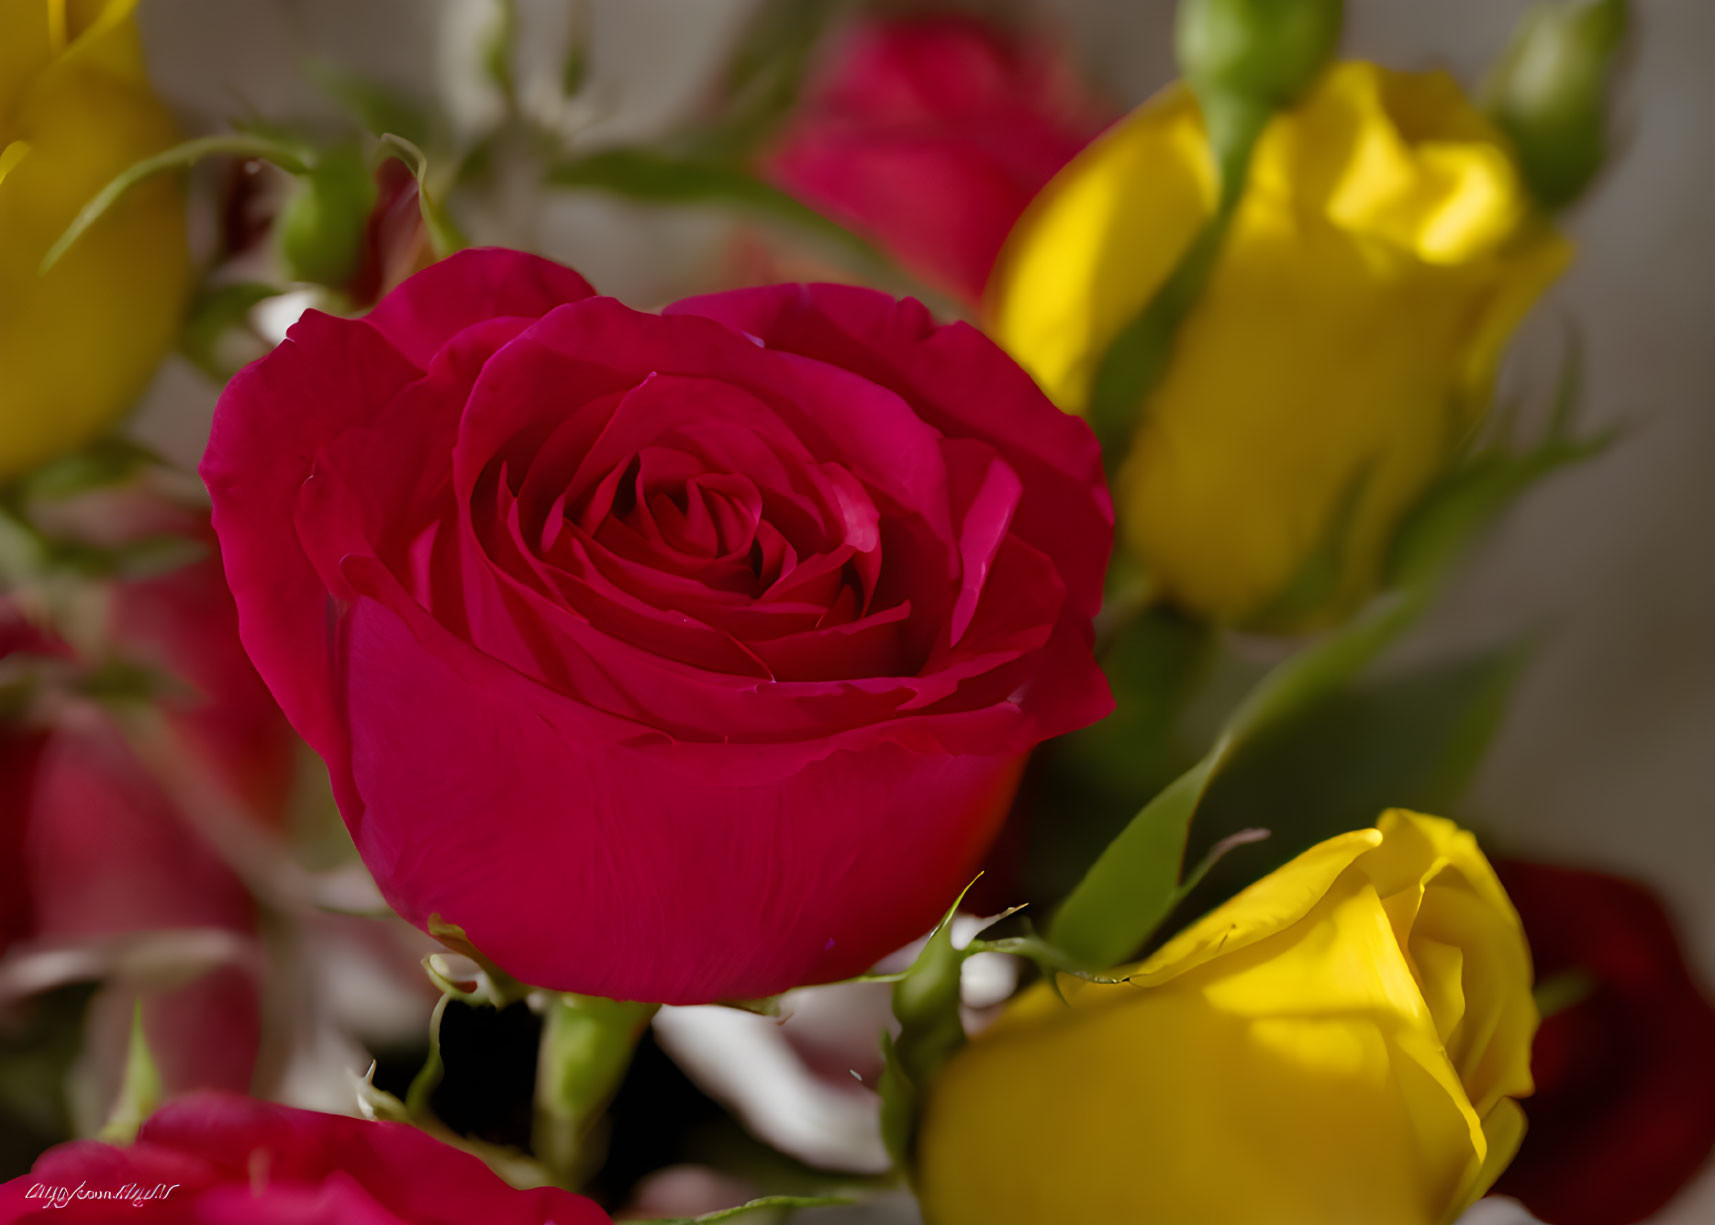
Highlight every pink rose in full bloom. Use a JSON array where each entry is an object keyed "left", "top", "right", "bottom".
[
  {"left": 202, "top": 248, "right": 1111, "bottom": 1004},
  {"left": 0, "top": 506, "right": 295, "bottom": 1100},
  {"left": 0, "top": 1093, "right": 609, "bottom": 1223},
  {"left": 762, "top": 15, "right": 1113, "bottom": 307}
]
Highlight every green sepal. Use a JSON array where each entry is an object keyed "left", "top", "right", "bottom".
[
  {"left": 631, "top": 1194, "right": 857, "bottom": 1225},
  {"left": 423, "top": 917, "right": 532, "bottom": 1008},
  {"left": 402, "top": 994, "right": 451, "bottom": 1120},
  {"left": 96, "top": 1002, "right": 163, "bottom": 1145},
  {"left": 376, "top": 135, "right": 470, "bottom": 259},
  {"left": 876, "top": 883, "right": 987, "bottom": 1173}
]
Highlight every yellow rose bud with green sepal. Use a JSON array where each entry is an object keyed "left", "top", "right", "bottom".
[
  {"left": 0, "top": 0, "right": 191, "bottom": 483},
  {"left": 917, "top": 810, "right": 1536, "bottom": 1225},
  {"left": 987, "top": 62, "right": 1571, "bottom": 628}
]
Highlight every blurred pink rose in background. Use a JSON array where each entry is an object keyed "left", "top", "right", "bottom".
[
  {"left": 763, "top": 15, "right": 1114, "bottom": 307},
  {"left": 0, "top": 501, "right": 295, "bottom": 1105}
]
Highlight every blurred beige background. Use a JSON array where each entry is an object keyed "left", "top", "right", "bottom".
[{"left": 128, "top": 1, "right": 1713, "bottom": 1219}]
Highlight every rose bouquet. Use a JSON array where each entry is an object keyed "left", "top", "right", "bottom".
[{"left": 3, "top": 1, "right": 1710, "bottom": 1224}]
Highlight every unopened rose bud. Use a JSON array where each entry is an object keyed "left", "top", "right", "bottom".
[
  {"left": 1488, "top": 0, "right": 1631, "bottom": 211},
  {"left": 276, "top": 145, "right": 380, "bottom": 287},
  {"left": 1175, "top": 0, "right": 1344, "bottom": 110}
]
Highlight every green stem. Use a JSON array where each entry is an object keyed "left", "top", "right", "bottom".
[{"left": 532, "top": 994, "right": 658, "bottom": 1187}]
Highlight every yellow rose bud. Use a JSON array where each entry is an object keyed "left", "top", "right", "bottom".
[
  {"left": 987, "top": 62, "right": 1571, "bottom": 627},
  {"left": 918, "top": 810, "right": 1537, "bottom": 1225},
  {"left": 0, "top": 0, "right": 191, "bottom": 483}
]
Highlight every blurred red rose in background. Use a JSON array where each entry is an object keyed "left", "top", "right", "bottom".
[
  {"left": 763, "top": 15, "right": 1113, "bottom": 307},
  {"left": 0, "top": 503, "right": 295, "bottom": 1103},
  {"left": 0, "top": 1093, "right": 609, "bottom": 1223},
  {"left": 1495, "top": 860, "right": 1715, "bottom": 1225},
  {"left": 203, "top": 248, "right": 1111, "bottom": 1005}
]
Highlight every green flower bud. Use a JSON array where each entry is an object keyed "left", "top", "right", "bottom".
[
  {"left": 1488, "top": 0, "right": 1632, "bottom": 211},
  {"left": 276, "top": 145, "right": 380, "bottom": 288},
  {"left": 1175, "top": 0, "right": 1345, "bottom": 110}
]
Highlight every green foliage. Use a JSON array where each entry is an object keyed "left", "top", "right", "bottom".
[
  {"left": 546, "top": 148, "right": 882, "bottom": 266},
  {"left": 1183, "top": 641, "right": 1532, "bottom": 909}
]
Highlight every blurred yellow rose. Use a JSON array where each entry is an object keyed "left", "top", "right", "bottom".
[
  {"left": 918, "top": 810, "right": 1537, "bottom": 1225},
  {"left": 0, "top": 0, "right": 190, "bottom": 482},
  {"left": 987, "top": 62, "right": 1571, "bottom": 627}
]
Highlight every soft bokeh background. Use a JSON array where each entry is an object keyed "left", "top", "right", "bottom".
[{"left": 124, "top": 1, "right": 1714, "bottom": 1219}]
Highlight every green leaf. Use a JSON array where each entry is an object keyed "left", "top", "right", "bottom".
[
  {"left": 1047, "top": 586, "right": 1429, "bottom": 968},
  {"left": 97, "top": 1002, "right": 163, "bottom": 1144},
  {"left": 40, "top": 134, "right": 311, "bottom": 274},
  {"left": 634, "top": 1194, "right": 858, "bottom": 1225},
  {"left": 1184, "top": 640, "right": 1534, "bottom": 907},
  {"left": 545, "top": 148, "right": 883, "bottom": 266}
]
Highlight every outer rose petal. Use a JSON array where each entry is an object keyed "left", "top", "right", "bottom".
[
  {"left": 362, "top": 246, "right": 596, "bottom": 365},
  {"left": 201, "top": 249, "right": 591, "bottom": 762},
  {"left": 0, "top": 1094, "right": 609, "bottom": 1225},
  {"left": 338, "top": 587, "right": 1022, "bottom": 1003}
]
